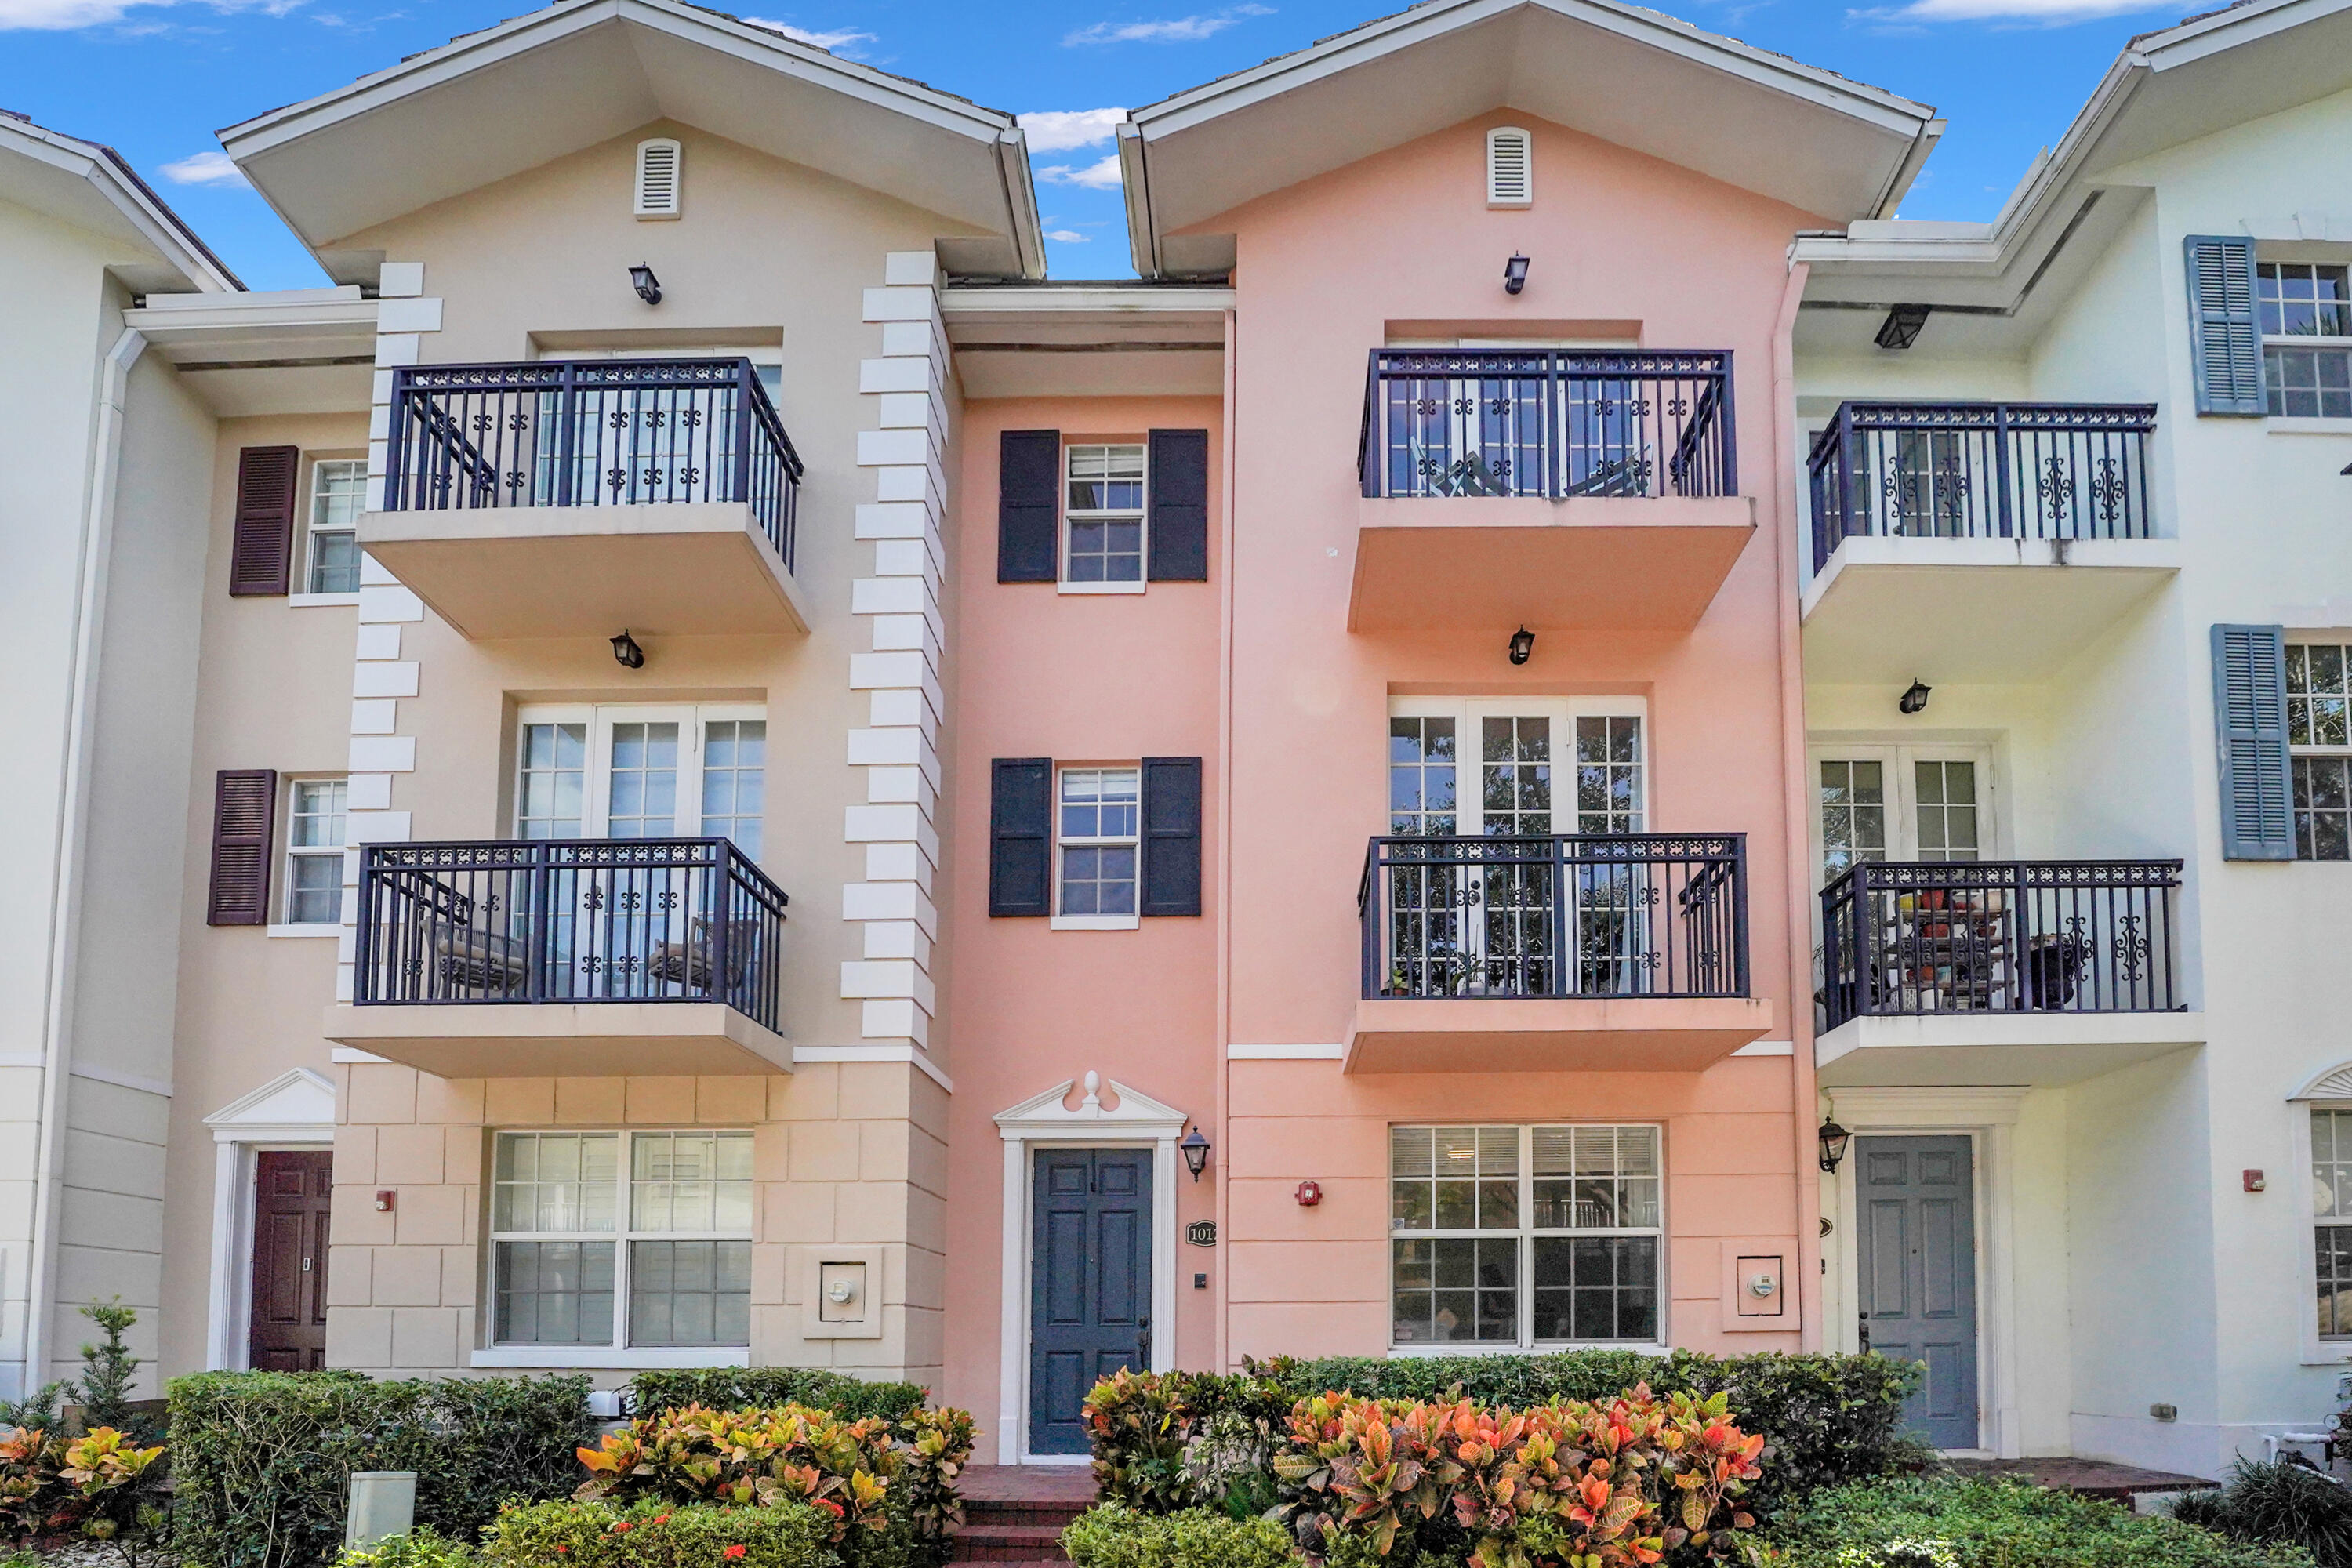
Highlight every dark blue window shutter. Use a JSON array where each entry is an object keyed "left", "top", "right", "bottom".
[
  {"left": 2185, "top": 236, "right": 2264, "bottom": 416},
  {"left": 990, "top": 758, "right": 1054, "bottom": 915},
  {"left": 1146, "top": 429, "right": 1209, "bottom": 582},
  {"left": 1140, "top": 757, "right": 1203, "bottom": 916},
  {"left": 998, "top": 430, "right": 1061, "bottom": 583},
  {"left": 2212, "top": 624, "right": 2292, "bottom": 860}
]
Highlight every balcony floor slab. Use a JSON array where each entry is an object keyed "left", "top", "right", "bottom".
[
  {"left": 1350, "top": 495, "right": 1754, "bottom": 633},
  {"left": 322, "top": 1001, "right": 792, "bottom": 1078},
  {"left": 1814, "top": 1010, "right": 2206, "bottom": 1088},
  {"left": 360, "top": 501, "right": 809, "bottom": 639},
  {"left": 1802, "top": 536, "right": 2177, "bottom": 684},
  {"left": 1346, "top": 995, "right": 1774, "bottom": 1073}
]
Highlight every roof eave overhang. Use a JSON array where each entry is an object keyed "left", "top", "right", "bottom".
[{"left": 0, "top": 119, "right": 241, "bottom": 294}]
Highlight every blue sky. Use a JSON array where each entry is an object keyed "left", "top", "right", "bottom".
[{"left": 2, "top": 0, "right": 2202, "bottom": 289}]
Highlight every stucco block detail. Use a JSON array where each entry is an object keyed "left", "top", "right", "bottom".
[
  {"left": 355, "top": 622, "right": 402, "bottom": 660},
  {"left": 860, "top": 999, "right": 928, "bottom": 1044},
  {"left": 882, "top": 251, "right": 939, "bottom": 288},
  {"left": 376, "top": 296, "right": 443, "bottom": 334},
  {"left": 838, "top": 960, "right": 935, "bottom": 1010},
  {"left": 352, "top": 662, "right": 420, "bottom": 699},
  {"left": 328, "top": 1307, "right": 394, "bottom": 1367},
  {"left": 860, "top": 921, "right": 927, "bottom": 960},
  {"left": 554, "top": 1077, "right": 626, "bottom": 1124},
  {"left": 625, "top": 1076, "right": 697, "bottom": 1123},
  {"left": 863, "top": 843, "right": 935, "bottom": 884},
  {"left": 483, "top": 1077, "right": 556, "bottom": 1124},
  {"left": 855, "top": 501, "right": 931, "bottom": 539},
  {"left": 390, "top": 1307, "right": 459, "bottom": 1368},
  {"left": 377, "top": 262, "right": 425, "bottom": 297},
  {"left": 860, "top": 285, "right": 942, "bottom": 325}
]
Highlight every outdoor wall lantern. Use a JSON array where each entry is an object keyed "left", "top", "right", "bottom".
[
  {"left": 1875, "top": 303, "right": 1930, "bottom": 350},
  {"left": 1508, "top": 626, "right": 1536, "bottom": 666},
  {"left": 629, "top": 263, "right": 664, "bottom": 306},
  {"left": 1817, "top": 1120, "right": 1852, "bottom": 1174},
  {"left": 1180, "top": 1125, "right": 1211, "bottom": 1181},
  {"left": 1899, "top": 679, "right": 1932, "bottom": 714},
  {"left": 1504, "top": 254, "right": 1531, "bottom": 296},
  {"left": 611, "top": 629, "right": 646, "bottom": 669}
]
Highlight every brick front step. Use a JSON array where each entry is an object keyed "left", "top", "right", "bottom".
[
  {"left": 950, "top": 1524, "right": 1069, "bottom": 1563},
  {"left": 964, "top": 1501, "right": 1088, "bottom": 1528}
]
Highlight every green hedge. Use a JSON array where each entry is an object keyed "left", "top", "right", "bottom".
[
  {"left": 1764, "top": 1476, "right": 2314, "bottom": 1568},
  {"left": 626, "top": 1370, "right": 928, "bottom": 1423},
  {"left": 338, "top": 1501, "right": 841, "bottom": 1568},
  {"left": 168, "top": 1370, "right": 593, "bottom": 1568},
  {"left": 1062, "top": 1504, "right": 1294, "bottom": 1568}
]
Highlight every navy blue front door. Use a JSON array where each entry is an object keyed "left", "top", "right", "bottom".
[
  {"left": 1856, "top": 1134, "right": 1980, "bottom": 1450},
  {"left": 1029, "top": 1148, "right": 1152, "bottom": 1454}
]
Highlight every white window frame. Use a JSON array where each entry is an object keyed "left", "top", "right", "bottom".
[
  {"left": 295, "top": 458, "right": 367, "bottom": 604},
  {"left": 1388, "top": 1122, "right": 1667, "bottom": 1354},
  {"left": 511, "top": 702, "right": 767, "bottom": 848},
  {"left": 2285, "top": 640, "right": 2352, "bottom": 862},
  {"left": 2257, "top": 256, "right": 2352, "bottom": 422},
  {"left": 1051, "top": 763, "right": 1142, "bottom": 931},
  {"left": 1808, "top": 743, "right": 1999, "bottom": 887},
  {"left": 479, "top": 1127, "right": 753, "bottom": 1367},
  {"left": 277, "top": 776, "right": 348, "bottom": 931},
  {"left": 1059, "top": 441, "right": 1148, "bottom": 597},
  {"left": 1387, "top": 696, "right": 1652, "bottom": 835}
]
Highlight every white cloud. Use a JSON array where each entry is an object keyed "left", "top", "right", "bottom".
[
  {"left": 159, "top": 151, "right": 250, "bottom": 187},
  {"left": 1045, "top": 230, "right": 1090, "bottom": 242},
  {"left": 742, "top": 16, "right": 877, "bottom": 53},
  {"left": 1034, "top": 154, "right": 1124, "bottom": 191},
  {"left": 1018, "top": 108, "right": 1127, "bottom": 152},
  {"left": 1852, "top": 0, "right": 2166, "bottom": 20},
  {"left": 1064, "top": 2, "right": 1270, "bottom": 45},
  {"left": 0, "top": 0, "right": 299, "bottom": 29}
]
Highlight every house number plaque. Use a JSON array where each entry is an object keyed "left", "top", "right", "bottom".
[{"left": 1185, "top": 1221, "right": 1218, "bottom": 1247}]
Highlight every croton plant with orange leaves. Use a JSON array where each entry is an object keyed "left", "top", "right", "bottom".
[
  {"left": 575, "top": 1405, "right": 897, "bottom": 1539},
  {"left": 1271, "top": 1384, "right": 1766, "bottom": 1568}
]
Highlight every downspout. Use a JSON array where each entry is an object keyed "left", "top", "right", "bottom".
[
  {"left": 1767, "top": 265, "right": 1824, "bottom": 1351},
  {"left": 1214, "top": 303, "right": 1237, "bottom": 1372},
  {"left": 25, "top": 322, "right": 147, "bottom": 1396}
]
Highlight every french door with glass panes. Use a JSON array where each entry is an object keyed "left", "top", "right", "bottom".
[
  {"left": 1813, "top": 746, "right": 1994, "bottom": 882},
  {"left": 509, "top": 704, "right": 768, "bottom": 1001},
  {"left": 1385, "top": 699, "right": 1647, "bottom": 998}
]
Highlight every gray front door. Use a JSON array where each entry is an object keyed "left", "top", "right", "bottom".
[
  {"left": 1857, "top": 1134, "right": 1980, "bottom": 1450},
  {"left": 1029, "top": 1148, "right": 1152, "bottom": 1455}
]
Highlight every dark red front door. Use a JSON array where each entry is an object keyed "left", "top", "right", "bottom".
[{"left": 249, "top": 1150, "right": 332, "bottom": 1370}]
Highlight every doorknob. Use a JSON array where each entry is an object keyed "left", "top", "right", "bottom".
[
  {"left": 1137, "top": 1315, "right": 1151, "bottom": 1368},
  {"left": 1857, "top": 1313, "right": 1870, "bottom": 1352}
]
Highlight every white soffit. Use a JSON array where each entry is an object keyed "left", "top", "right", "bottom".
[
  {"left": 1123, "top": 0, "right": 1938, "bottom": 267},
  {"left": 220, "top": 0, "right": 1040, "bottom": 275},
  {"left": 0, "top": 115, "right": 241, "bottom": 294}
]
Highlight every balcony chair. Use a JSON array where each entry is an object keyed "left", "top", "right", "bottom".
[{"left": 648, "top": 915, "right": 771, "bottom": 994}]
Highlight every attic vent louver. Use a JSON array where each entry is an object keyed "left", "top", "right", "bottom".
[
  {"left": 635, "top": 138, "right": 682, "bottom": 219},
  {"left": 1486, "top": 126, "right": 1531, "bottom": 208}
]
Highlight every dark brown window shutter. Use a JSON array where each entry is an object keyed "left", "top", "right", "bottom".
[
  {"left": 208, "top": 769, "right": 278, "bottom": 926},
  {"left": 997, "top": 430, "right": 1061, "bottom": 583},
  {"left": 1146, "top": 430, "right": 1209, "bottom": 581},
  {"left": 229, "top": 445, "right": 301, "bottom": 597},
  {"left": 989, "top": 758, "right": 1053, "bottom": 916},
  {"left": 1140, "top": 757, "right": 1203, "bottom": 916}
]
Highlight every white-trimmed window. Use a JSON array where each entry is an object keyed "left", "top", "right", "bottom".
[
  {"left": 2288, "top": 642, "right": 2352, "bottom": 860},
  {"left": 283, "top": 778, "right": 347, "bottom": 925},
  {"left": 2260, "top": 261, "right": 2352, "bottom": 419},
  {"left": 1064, "top": 444, "right": 1145, "bottom": 589},
  {"left": 305, "top": 459, "right": 366, "bottom": 594},
  {"left": 1388, "top": 698, "right": 1649, "bottom": 837},
  {"left": 1390, "top": 1123, "right": 1662, "bottom": 1347},
  {"left": 1813, "top": 746, "right": 1994, "bottom": 882},
  {"left": 489, "top": 1129, "right": 751, "bottom": 1348},
  {"left": 2318, "top": 1107, "right": 2352, "bottom": 1339},
  {"left": 514, "top": 704, "right": 767, "bottom": 857},
  {"left": 1057, "top": 765, "right": 1140, "bottom": 920},
  {"left": 1486, "top": 126, "right": 1532, "bottom": 207}
]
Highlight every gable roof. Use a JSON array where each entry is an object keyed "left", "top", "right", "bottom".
[
  {"left": 220, "top": 0, "right": 1044, "bottom": 281},
  {"left": 0, "top": 113, "right": 241, "bottom": 293},
  {"left": 1118, "top": 0, "right": 1941, "bottom": 278}
]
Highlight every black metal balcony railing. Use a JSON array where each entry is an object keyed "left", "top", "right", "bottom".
[
  {"left": 383, "top": 358, "right": 805, "bottom": 573},
  {"left": 1807, "top": 401, "right": 2157, "bottom": 574},
  {"left": 1360, "top": 834, "right": 1748, "bottom": 1001},
  {"left": 1819, "top": 858, "right": 2183, "bottom": 1029},
  {"left": 1358, "top": 349, "right": 1737, "bottom": 501},
  {"left": 354, "top": 838, "right": 790, "bottom": 1034}
]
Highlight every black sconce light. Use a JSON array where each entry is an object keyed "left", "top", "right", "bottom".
[
  {"left": 1898, "top": 679, "right": 1932, "bottom": 715},
  {"left": 1818, "top": 1120, "right": 1852, "bottom": 1174},
  {"left": 611, "top": 629, "right": 646, "bottom": 670},
  {"left": 1504, "top": 254, "right": 1531, "bottom": 296},
  {"left": 1180, "top": 1126, "right": 1211, "bottom": 1182},
  {"left": 1875, "top": 303, "right": 1931, "bottom": 351},
  {"left": 1508, "top": 626, "right": 1536, "bottom": 666},
  {"left": 629, "top": 263, "right": 663, "bottom": 306}
]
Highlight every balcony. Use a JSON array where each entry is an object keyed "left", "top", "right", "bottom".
[
  {"left": 360, "top": 358, "right": 810, "bottom": 638},
  {"left": 1816, "top": 858, "right": 2203, "bottom": 1087},
  {"left": 1349, "top": 833, "right": 1772, "bottom": 1073},
  {"left": 321, "top": 837, "right": 791, "bottom": 1077},
  {"left": 1802, "top": 401, "right": 2175, "bottom": 682},
  {"left": 1348, "top": 350, "right": 1754, "bottom": 635}
]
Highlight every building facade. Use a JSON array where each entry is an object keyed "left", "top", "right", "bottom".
[{"left": 4, "top": 0, "right": 2351, "bottom": 1482}]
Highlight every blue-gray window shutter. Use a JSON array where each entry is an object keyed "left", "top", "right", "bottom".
[
  {"left": 2185, "top": 235, "right": 2264, "bottom": 416},
  {"left": 1140, "top": 757, "right": 1203, "bottom": 916},
  {"left": 2212, "top": 624, "right": 2292, "bottom": 860},
  {"left": 990, "top": 758, "right": 1054, "bottom": 915},
  {"left": 998, "top": 430, "right": 1061, "bottom": 583},
  {"left": 1146, "top": 429, "right": 1209, "bottom": 581}
]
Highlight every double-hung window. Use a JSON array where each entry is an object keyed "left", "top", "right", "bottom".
[
  {"left": 513, "top": 703, "right": 768, "bottom": 856},
  {"left": 283, "top": 779, "right": 348, "bottom": 924},
  {"left": 305, "top": 459, "right": 366, "bottom": 594},
  {"left": 2317, "top": 1109, "right": 2352, "bottom": 1339},
  {"left": 1057, "top": 765, "right": 1140, "bottom": 923},
  {"left": 1063, "top": 444, "right": 1145, "bottom": 589},
  {"left": 489, "top": 1129, "right": 752, "bottom": 1352},
  {"left": 1390, "top": 1123, "right": 1664, "bottom": 1348},
  {"left": 2260, "top": 262, "right": 2352, "bottom": 419},
  {"left": 2287, "top": 642, "right": 2352, "bottom": 859}
]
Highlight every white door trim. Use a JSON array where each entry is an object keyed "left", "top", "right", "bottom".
[
  {"left": 995, "top": 1072, "right": 1188, "bottom": 1465},
  {"left": 202, "top": 1069, "right": 338, "bottom": 1370},
  {"left": 1824, "top": 1086, "right": 2025, "bottom": 1458}
]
